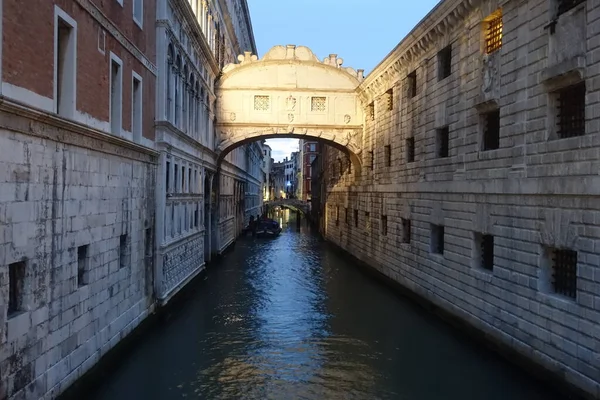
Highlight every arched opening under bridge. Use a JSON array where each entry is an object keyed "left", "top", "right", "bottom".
[{"left": 215, "top": 45, "right": 365, "bottom": 175}]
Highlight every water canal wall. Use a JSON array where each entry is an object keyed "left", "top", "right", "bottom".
[{"left": 318, "top": 0, "right": 600, "bottom": 397}]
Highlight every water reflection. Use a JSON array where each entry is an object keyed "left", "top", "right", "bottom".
[{"left": 81, "top": 211, "right": 564, "bottom": 400}]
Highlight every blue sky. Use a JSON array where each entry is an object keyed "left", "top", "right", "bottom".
[{"left": 248, "top": 0, "right": 441, "bottom": 161}]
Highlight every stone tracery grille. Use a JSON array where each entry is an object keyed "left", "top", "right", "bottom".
[
  {"left": 311, "top": 97, "right": 326, "bottom": 112},
  {"left": 254, "top": 95, "right": 270, "bottom": 111}
]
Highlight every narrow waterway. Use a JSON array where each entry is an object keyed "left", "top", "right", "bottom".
[{"left": 81, "top": 211, "right": 563, "bottom": 400}]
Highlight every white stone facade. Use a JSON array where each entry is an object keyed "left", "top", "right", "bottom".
[{"left": 318, "top": 0, "right": 600, "bottom": 397}]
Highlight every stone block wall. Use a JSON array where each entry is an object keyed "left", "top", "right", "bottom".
[
  {"left": 0, "top": 110, "right": 156, "bottom": 399},
  {"left": 321, "top": 0, "right": 600, "bottom": 397}
]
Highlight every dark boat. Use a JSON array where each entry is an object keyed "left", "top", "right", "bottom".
[{"left": 255, "top": 218, "right": 282, "bottom": 237}]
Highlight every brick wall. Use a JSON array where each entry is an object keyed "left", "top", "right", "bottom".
[{"left": 322, "top": 0, "right": 600, "bottom": 397}]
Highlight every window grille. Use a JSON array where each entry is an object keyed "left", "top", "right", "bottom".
[
  {"left": 384, "top": 145, "right": 391, "bottom": 167},
  {"left": 335, "top": 206, "right": 340, "bottom": 226},
  {"left": 436, "top": 127, "right": 449, "bottom": 158},
  {"left": 406, "top": 137, "right": 415, "bottom": 162},
  {"left": 481, "top": 234, "right": 494, "bottom": 270},
  {"left": 557, "top": 83, "right": 585, "bottom": 138},
  {"left": 557, "top": 0, "right": 585, "bottom": 16},
  {"left": 483, "top": 109, "right": 500, "bottom": 150},
  {"left": 254, "top": 95, "right": 270, "bottom": 111},
  {"left": 367, "top": 102, "right": 375, "bottom": 121},
  {"left": 386, "top": 89, "right": 394, "bottom": 111},
  {"left": 8, "top": 261, "right": 25, "bottom": 317},
  {"left": 402, "top": 219, "right": 411, "bottom": 244},
  {"left": 552, "top": 249, "right": 577, "bottom": 298},
  {"left": 311, "top": 97, "right": 326, "bottom": 112},
  {"left": 485, "top": 14, "right": 503, "bottom": 54}
]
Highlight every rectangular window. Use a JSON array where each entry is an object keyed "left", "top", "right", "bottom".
[
  {"left": 483, "top": 109, "right": 500, "bottom": 150},
  {"left": 431, "top": 224, "right": 445, "bottom": 255},
  {"left": 181, "top": 166, "right": 185, "bottom": 192},
  {"left": 367, "top": 102, "right": 375, "bottom": 121},
  {"left": 402, "top": 218, "right": 411, "bottom": 244},
  {"left": 408, "top": 70, "right": 417, "bottom": 98},
  {"left": 551, "top": 248, "right": 577, "bottom": 298},
  {"left": 55, "top": 11, "right": 77, "bottom": 118},
  {"left": 132, "top": 74, "right": 143, "bottom": 143},
  {"left": 311, "top": 97, "right": 327, "bottom": 112},
  {"left": 345, "top": 208, "right": 349, "bottom": 224},
  {"left": 557, "top": 0, "right": 585, "bottom": 16},
  {"left": 174, "top": 164, "right": 179, "bottom": 192},
  {"left": 8, "top": 261, "right": 26, "bottom": 318},
  {"left": 354, "top": 209, "right": 359, "bottom": 228},
  {"left": 254, "top": 95, "right": 270, "bottom": 111},
  {"left": 188, "top": 167, "right": 192, "bottom": 193},
  {"left": 110, "top": 55, "right": 123, "bottom": 134},
  {"left": 77, "top": 245, "right": 89, "bottom": 287},
  {"left": 484, "top": 12, "right": 503, "bottom": 54},
  {"left": 365, "top": 212, "right": 370, "bottom": 231},
  {"left": 381, "top": 215, "right": 388, "bottom": 236},
  {"left": 166, "top": 161, "right": 171, "bottom": 193},
  {"left": 556, "top": 82, "right": 586, "bottom": 139},
  {"left": 335, "top": 206, "right": 340, "bottom": 226},
  {"left": 436, "top": 127, "right": 449, "bottom": 158},
  {"left": 133, "top": 0, "right": 143, "bottom": 28},
  {"left": 437, "top": 45, "right": 452, "bottom": 81},
  {"left": 406, "top": 137, "right": 415, "bottom": 163},
  {"left": 119, "top": 234, "right": 129, "bottom": 269},
  {"left": 475, "top": 233, "right": 494, "bottom": 271},
  {"left": 384, "top": 145, "right": 391, "bottom": 167},
  {"left": 369, "top": 151, "right": 374, "bottom": 169}
]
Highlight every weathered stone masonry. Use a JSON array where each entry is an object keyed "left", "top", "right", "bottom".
[
  {"left": 0, "top": 103, "right": 156, "bottom": 399},
  {"left": 322, "top": 0, "right": 600, "bottom": 397}
]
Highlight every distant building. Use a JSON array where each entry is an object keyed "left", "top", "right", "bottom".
[{"left": 301, "top": 140, "right": 319, "bottom": 201}]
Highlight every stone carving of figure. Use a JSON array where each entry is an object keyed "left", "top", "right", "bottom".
[{"left": 286, "top": 95, "right": 297, "bottom": 111}]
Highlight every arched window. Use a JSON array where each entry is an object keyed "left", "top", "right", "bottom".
[
  {"left": 167, "top": 44, "right": 174, "bottom": 122},
  {"left": 174, "top": 55, "right": 182, "bottom": 126}
]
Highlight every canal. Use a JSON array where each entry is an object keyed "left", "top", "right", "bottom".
[{"left": 76, "top": 211, "right": 563, "bottom": 400}]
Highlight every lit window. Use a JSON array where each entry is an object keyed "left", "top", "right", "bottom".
[{"left": 484, "top": 12, "right": 503, "bottom": 54}]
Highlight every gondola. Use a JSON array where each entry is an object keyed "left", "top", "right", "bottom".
[{"left": 255, "top": 218, "right": 282, "bottom": 237}]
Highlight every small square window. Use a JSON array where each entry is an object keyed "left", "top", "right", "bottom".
[
  {"left": 407, "top": 71, "right": 417, "bottom": 98},
  {"left": 484, "top": 12, "right": 503, "bottom": 54},
  {"left": 556, "top": 82, "right": 586, "bottom": 139},
  {"left": 551, "top": 248, "right": 578, "bottom": 299},
  {"left": 401, "top": 218, "right": 411, "bottom": 244},
  {"left": 406, "top": 137, "right": 415, "bottom": 163},
  {"left": 436, "top": 127, "right": 449, "bottom": 158},
  {"left": 381, "top": 215, "right": 388, "bottom": 236},
  {"left": 384, "top": 145, "right": 391, "bottom": 167},
  {"left": 474, "top": 233, "right": 494, "bottom": 271},
  {"left": 311, "top": 96, "right": 326, "bottom": 112},
  {"left": 482, "top": 109, "right": 500, "bottom": 150},
  {"left": 77, "top": 245, "right": 89, "bottom": 287},
  {"left": 431, "top": 224, "right": 444, "bottom": 255},
  {"left": 438, "top": 45, "right": 452, "bottom": 81},
  {"left": 254, "top": 95, "right": 270, "bottom": 111},
  {"left": 8, "top": 261, "right": 26, "bottom": 318}
]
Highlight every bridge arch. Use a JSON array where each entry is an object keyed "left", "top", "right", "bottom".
[{"left": 215, "top": 45, "right": 366, "bottom": 174}]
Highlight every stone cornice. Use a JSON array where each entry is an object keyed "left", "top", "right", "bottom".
[
  {"left": 170, "top": 0, "right": 220, "bottom": 75},
  {"left": 155, "top": 120, "right": 218, "bottom": 157},
  {"left": 0, "top": 97, "right": 158, "bottom": 163},
  {"left": 78, "top": 0, "right": 157, "bottom": 75},
  {"left": 358, "top": 0, "right": 482, "bottom": 103}
]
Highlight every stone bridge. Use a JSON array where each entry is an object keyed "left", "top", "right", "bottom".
[
  {"left": 215, "top": 45, "right": 365, "bottom": 174},
  {"left": 264, "top": 199, "right": 310, "bottom": 214}
]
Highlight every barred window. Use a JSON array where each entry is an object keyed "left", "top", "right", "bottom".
[
  {"left": 254, "top": 95, "right": 270, "bottom": 111},
  {"left": 407, "top": 71, "right": 417, "bottom": 98},
  {"left": 557, "top": 82, "right": 586, "bottom": 138},
  {"left": 311, "top": 96, "right": 326, "bottom": 112},
  {"left": 483, "top": 109, "right": 500, "bottom": 150},
  {"left": 557, "top": 0, "right": 585, "bottom": 16},
  {"left": 406, "top": 137, "right": 415, "bottom": 162},
  {"left": 385, "top": 89, "right": 394, "bottom": 111},
  {"left": 381, "top": 215, "right": 388, "bottom": 236},
  {"left": 402, "top": 218, "right": 411, "bottom": 244},
  {"left": 485, "top": 13, "right": 503, "bottom": 54},
  {"left": 475, "top": 233, "right": 494, "bottom": 271},
  {"left": 436, "top": 127, "right": 449, "bottom": 158},
  {"left": 384, "top": 145, "right": 391, "bottom": 167},
  {"left": 551, "top": 248, "right": 577, "bottom": 299}
]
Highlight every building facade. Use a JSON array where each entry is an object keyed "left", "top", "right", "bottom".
[
  {"left": 320, "top": 0, "right": 600, "bottom": 397},
  {"left": 300, "top": 140, "right": 318, "bottom": 201},
  {"left": 261, "top": 142, "right": 273, "bottom": 201},
  {"left": 154, "top": 0, "right": 259, "bottom": 303},
  {"left": 0, "top": 0, "right": 157, "bottom": 398}
]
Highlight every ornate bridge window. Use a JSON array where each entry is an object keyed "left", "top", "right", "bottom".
[
  {"left": 311, "top": 96, "right": 326, "bottom": 112},
  {"left": 254, "top": 95, "right": 270, "bottom": 111}
]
